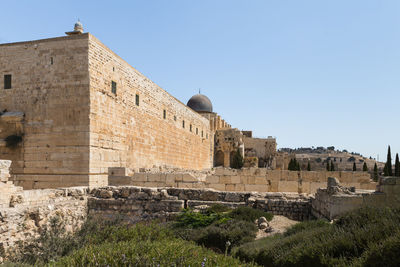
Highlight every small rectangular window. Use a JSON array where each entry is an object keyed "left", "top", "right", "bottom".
[
  {"left": 135, "top": 94, "right": 140, "bottom": 106},
  {"left": 190, "top": 124, "right": 192, "bottom": 132},
  {"left": 196, "top": 128, "right": 198, "bottom": 135},
  {"left": 182, "top": 120, "right": 185, "bottom": 128},
  {"left": 111, "top": 81, "right": 117, "bottom": 94},
  {"left": 163, "top": 110, "right": 166, "bottom": 119},
  {"left": 201, "top": 131, "right": 203, "bottom": 137},
  {"left": 174, "top": 115, "right": 177, "bottom": 121},
  {"left": 50, "top": 57, "right": 54, "bottom": 65},
  {"left": 4, "top": 75, "right": 11, "bottom": 89}
]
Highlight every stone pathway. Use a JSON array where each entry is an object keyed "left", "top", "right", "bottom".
[{"left": 256, "top": 215, "right": 299, "bottom": 239}]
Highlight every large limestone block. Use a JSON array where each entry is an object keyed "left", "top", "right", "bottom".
[
  {"left": 208, "top": 183, "right": 226, "bottom": 191},
  {"left": 230, "top": 175, "right": 241, "bottom": 184},
  {"left": 133, "top": 173, "right": 148, "bottom": 182},
  {"left": 244, "top": 184, "right": 269, "bottom": 192},
  {"left": 182, "top": 174, "right": 198, "bottom": 183},
  {"left": 178, "top": 182, "right": 205, "bottom": 189},
  {"left": 309, "top": 182, "right": 326, "bottom": 194},
  {"left": 148, "top": 173, "right": 166, "bottom": 183},
  {"left": 205, "top": 175, "right": 219, "bottom": 184},
  {"left": 278, "top": 181, "right": 299, "bottom": 193},
  {"left": 219, "top": 176, "right": 232, "bottom": 184},
  {"left": 225, "top": 184, "right": 235, "bottom": 191},
  {"left": 234, "top": 184, "right": 245, "bottom": 191},
  {"left": 288, "top": 171, "right": 299, "bottom": 181},
  {"left": 255, "top": 176, "right": 267, "bottom": 185}
]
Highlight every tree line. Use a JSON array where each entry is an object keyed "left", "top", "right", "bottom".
[{"left": 287, "top": 145, "right": 400, "bottom": 182}]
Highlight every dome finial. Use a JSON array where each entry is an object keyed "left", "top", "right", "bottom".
[
  {"left": 66, "top": 19, "right": 84, "bottom": 36},
  {"left": 74, "top": 19, "right": 83, "bottom": 33}
]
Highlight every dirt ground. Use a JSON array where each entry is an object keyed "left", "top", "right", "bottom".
[{"left": 256, "top": 215, "right": 299, "bottom": 239}]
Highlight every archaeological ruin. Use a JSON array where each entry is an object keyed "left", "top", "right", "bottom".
[{"left": 1, "top": 22, "right": 398, "bottom": 258}]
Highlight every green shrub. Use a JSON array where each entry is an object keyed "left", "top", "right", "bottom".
[
  {"left": 49, "top": 224, "right": 258, "bottom": 267},
  {"left": 284, "top": 219, "right": 329, "bottom": 237},
  {"left": 207, "top": 203, "right": 232, "bottom": 213},
  {"left": 192, "top": 220, "right": 258, "bottom": 253},
  {"left": 359, "top": 231, "right": 400, "bottom": 267},
  {"left": 233, "top": 207, "right": 400, "bottom": 267},
  {"left": 6, "top": 215, "right": 131, "bottom": 265},
  {"left": 174, "top": 208, "right": 230, "bottom": 228},
  {"left": 230, "top": 206, "right": 273, "bottom": 222},
  {"left": 7, "top": 216, "right": 80, "bottom": 265}
]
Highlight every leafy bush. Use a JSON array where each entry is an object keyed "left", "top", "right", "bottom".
[
  {"left": 230, "top": 206, "right": 273, "bottom": 222},
  {"left": 359, "top": 231, "right": 400, "bottom": 267},
  {"left": 7, "top": 216, "right": 80, "bottom": 265},
  {"left": 50, "top": 223, "right": 257, "bottom": 267},
  {"left": 233, "top": 207, "right": 400, "bottom": 267},
  {"left": 174, "top": 208, "right": 230, "bottom": 228},
  {"left": 207, "top": 203, "right": 232, "bottom": 213},
  {"left": 284, "top": 219, "right": 329, "bottom": 237},
  {"left": 172, "top": 205, "right": 269, "bottom": 253},
  {"left": 7, "top": 215, "right": 257, "bottom": 266},
  {"left": 192, "top": 220, "right": 258, "bottom": 253}
]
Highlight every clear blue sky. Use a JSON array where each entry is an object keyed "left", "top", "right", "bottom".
[{"left": 1, "top": 0, "right": 399, "bottom": 161}]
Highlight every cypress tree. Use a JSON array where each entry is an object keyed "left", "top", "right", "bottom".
[
  {"left": 395, "top": 153, "right": 400, "bottom": 177},
  {"left": 288, "top": 159, "right": 295, "bottom": 171},
  {"left": 307, "top": 161, "right": 311, "bottom": 171},
  {"left": 363, "top": 162, "right": 368, "bottom": 172},
  {"left": 384, "top": 145, "right": 393, "bottom": 176},
  {"left": 326, "top": 161, "right": 330, "bottom": 171},
  {"left": 383, "top": 164, "right": 389, "bottom": 176},
  {"left": 373, "top": 163, "right": 378, "bottom": 182},
  {"left": 330, "top": 161, "right": 335, "bottom": 171},
  {"left": 231, "top": 149, "right": 244, "bottom": 169},
  {"left": 296, "top": 161, "right": 300, "bottom": 171},
  {"left": 353, "top": 162, "right": 357, "bottom": 171}
]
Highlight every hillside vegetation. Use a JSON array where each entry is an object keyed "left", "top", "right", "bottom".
[
  {"left": 4, "top": 206, "right": 400, "bottom": 267},
  {"left": 234, "top": 207, "right": 400, "bottom": 267}
]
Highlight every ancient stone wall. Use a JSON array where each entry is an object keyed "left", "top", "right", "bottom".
[
  {"left": 311, "top": 176, "right": 400, "bottom": 220},
  {"left": 243, "top": 136, "right": 276, "bottom": 168},
  {"left": 109, "top": 167, "right": 376, "bottom": 194},
  {"left": 0, "top": 34, "right": 91, "bottom": 189},
  {"left": 0, "top": 160, "right": 24, "bottom": 209},
  {"left": 87, "top": 34, "right": 212, "bottom": 184},
  {"left": 0, "top": 187, "right": 88, "bottom": 256},
  {"left": 0, "top": 184, "right": 311, "bottom": 258},
  {"left": 214, "top": 129, "right": 244, "bottom": 167},
  {"left": 89, "top": 186, "right": 312, "bottom": 222}
]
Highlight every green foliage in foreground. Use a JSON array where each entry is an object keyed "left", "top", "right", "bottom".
[
  {"left": 7, "top": 215, "right": 256, "bottom": 266},
  {"left": 233, "top": 207, "right": 400, "bottom": 267},
  {"left": 49, "top": 223, "right": 257, "bottom": 267},
  {"left": 175, "top": 205, "right": 273, "bottom": 229},
  {"left": 173, "top": 205, "right": 272, "bottom": 253}
]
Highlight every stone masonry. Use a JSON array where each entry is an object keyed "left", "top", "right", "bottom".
[
  {"left": 109, "top": 167, "right": 376, "bottom": 194},
  {"left": 0, "top": 33, "right": 212, "bottom": 189}
]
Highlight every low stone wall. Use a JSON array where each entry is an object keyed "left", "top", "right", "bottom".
[
  {"left": 89, "top": 186, "right": 312, "bottom": 221},
  {"left": 311, "top": 176, "right": 400, "bottom": 220},
  {"left": 109, "top": 167, "right": 376, "bottom": 194},
  {"left": 0, "top": 186, "right": 312, "bottom": 257},
  {"left": 0, "top": 160, "right": 23, "bottom": 209},
  {"left": 0, "top": 187, "right": 88, "bottom": 256}
]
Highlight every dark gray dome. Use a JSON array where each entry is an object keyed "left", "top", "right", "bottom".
[{"left": 187, "top": 94, "right": 213, "bottom": 113}]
